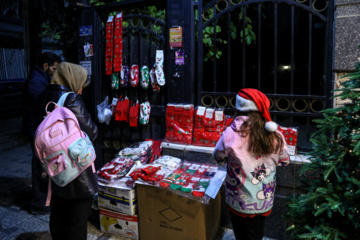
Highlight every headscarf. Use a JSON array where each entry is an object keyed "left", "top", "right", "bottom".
[{"left": 51, "top": 62, "right": 88, "bottom": 93}]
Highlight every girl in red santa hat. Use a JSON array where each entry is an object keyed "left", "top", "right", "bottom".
[{"left": 213, "top": 88, "right": 290, "bottom": 240}]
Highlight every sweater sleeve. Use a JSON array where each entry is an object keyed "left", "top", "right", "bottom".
[
  {"left": 277, "top": 131, "right": 290, "bottom": 166},
  {"left": 212, "top": 132, "right": 228, "bottom": 163}
]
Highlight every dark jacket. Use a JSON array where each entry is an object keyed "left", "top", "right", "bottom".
[
  {"left": 22, "top": 66, "right": 51, "bottom": 139},
  {"left": 33, "top": 84, "right": 98, "bottom": 199}
]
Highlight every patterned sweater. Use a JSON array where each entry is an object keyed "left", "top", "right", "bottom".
[{"left": 213, "top": 116, "right": 290, "bottom": 215}]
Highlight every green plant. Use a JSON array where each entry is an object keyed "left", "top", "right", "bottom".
[
  {"left": 285, "top": 54, "right": 360, "bottom": 239},
  {"left": 196, "top": 3, "right": 262, "bottom": 61}
]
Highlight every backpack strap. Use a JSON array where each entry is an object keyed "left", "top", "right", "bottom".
[
  {"left": 57, "top": 92, "right": 74, "bottom": 107},
  {"left": 46, "top": 177, "right": 52, "bottom": 206}
]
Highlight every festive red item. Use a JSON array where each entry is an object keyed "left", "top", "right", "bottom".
[
  {"left": 147, "top": 170, "right": 166, "bottom": 185},
  {"left": 277, "top": 125, "right": 298, "bottom": 155},
  {"left": 115, "top": 96, "right": 129, "bottom": 122},
  {"left": 192, "top": 129, "right": 204, "bottom": 146},
  {"left": 129, "top": 100, "right": 139, "bottom": 127},
  {"left": 195, "top": 165, "right": 210, "bottom": 176},
  {"left": 170, "top": 172, "right": 192, "bottom": 190},
  {"left": 138, "top": 172, "right": 152, "bottom": 181},
  {"left": 195, "top": 106, "right": 206, "bottom": 127},
  {"left": 165, "top": 105, "right": 175, "bottom": 130},
  {"left": 202, "top": 108, "right": 216, "bottom": 127},
  {"left": 142, "top": 165, "right": 161, "bottom": 175},
  {"left": 129, "top": 168, "right": 143, "bottom": 181},
  {"left": 180, "top": 176, "right": 200, "bottom": 193},
  {"left": 130, "top": 64, "right": 139, "bottom": 87},
  {"left": 159, "top": 169, "right": 183, "bottom": 188},
  {"left": 237, "top": 88, "right": 277, "bottom": 132},
  {"left": 192, "top": 177, "right": 211, "bottom": 197},
  {"left": 105, "top": 56, "right": 113, "bottom": 76},
  {"left": 225, "top": 115, "right": 233, "bottom": 127},
  {"left": 165, "top": 104, "right": 194, "bottom": 145},
  {"left": 105, "top": 16, "right": 114, "bottom": 75},
  {"left": 145, "top": 139, "right": 162, "bottom": 163},
  {"left": 173, "top": 106, "right": 183, "bottom": 130},
  {"left": 113, "top": 12, "right": 123, "bottom": 72}
]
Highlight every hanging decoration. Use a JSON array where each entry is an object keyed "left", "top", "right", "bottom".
[
  {"left": 105, "top": 16, "right": 114, "bottom": 75},
  {"left": 113, "top": 12, "right": 123, "bottom": 72}
]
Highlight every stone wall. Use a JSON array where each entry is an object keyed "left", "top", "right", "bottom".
[
  {"left": 334, "top": 1, "right": 360, "bottom": 106},
  {"left": 334, "top": 0, "right": 360, "bottom": 72}
]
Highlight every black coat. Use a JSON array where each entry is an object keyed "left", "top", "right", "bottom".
[
  {"left": 33, "top": 84, "right": 98, "bottom": 199},
  {"left": 22, "top": 66, "right": 51, "bottom": 139}
]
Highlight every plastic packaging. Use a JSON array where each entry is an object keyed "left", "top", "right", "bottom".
[{"left": 97, "top": 96, "right": 112, "bottom": 125}]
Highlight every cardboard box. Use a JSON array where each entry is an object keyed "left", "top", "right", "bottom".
[
  {"left": 137, "top": 184, "right": 221, "bottom": 240},
  {"left": 98, "top": 183, "right": 137, "bottom": 215},
  {"left": 99, "top": 207, "right": 139, "bottom": 239}
]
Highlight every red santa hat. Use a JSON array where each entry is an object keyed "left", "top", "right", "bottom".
[{"left": 236, "top": 88, "right": 277, "bottom": 132}]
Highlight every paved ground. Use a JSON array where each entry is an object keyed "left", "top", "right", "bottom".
[{"left": 0, "top": 117, "right": 275, "bottom": 240}]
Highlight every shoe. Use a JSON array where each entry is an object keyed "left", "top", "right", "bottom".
[{"left": 30, "top": 206, "right": 51, "bottom": 215}]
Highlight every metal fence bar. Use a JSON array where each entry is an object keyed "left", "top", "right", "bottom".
[
  {"left": 290, "top": 5, "right": 295, "bottom": 95},
  {"left": 308, "top": 0, "right": 313, "bottom": 96},
  {"left": 242, "top": 6, "right": 246, "bottom": 87},
  {"left": 290, "top": 5, "right": 295, "bottom": 125},
  {"left": 274, "top": 3, "right": 278, "bottom": 94},
  {"left": 2, "top": 49, "right": 8, "bottom": 80},
  {"left": 227, "top": 12, "right": 231, "bottom": 92},
  {"left": 257, "top": 3, "right": 262, "bottom": 90},
  {"left": 197, "top": 0, "right": 204, "bottom": 106},
  {"left": 213, "top": 7, "right": 217, "bottom": 91}
]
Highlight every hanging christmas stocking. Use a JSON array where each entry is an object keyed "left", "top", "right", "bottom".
[
  {"left": 130, "top": 64, "right": 139, "bottom": 87},
  {"left": 113, "top": 12, "right": 123, "bottom": 72},
  {"left": 139, "top": 101, "right": 151, "bottom": 125},
  {"left": 105, "top": 16, "right": 114, "bottom": 75},
  {"left": 155, "top": 50, "right": 165, "bottom": 86},
  {"left": 140, "top": 65, "right": 150, "bottom": 90},
  {"left": 150, "top": 67, "right": 160, "bottom": 92},
  {"left": 129, "top": 99, "right": 139, "bottom": 127},
  {"left": 120, "top": 65, "right": 129, "bottom": 87},
  {"left": 111, "top": 73, "right": 119, "bottom": 90}
]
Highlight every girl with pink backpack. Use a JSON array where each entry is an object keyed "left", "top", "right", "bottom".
[{"left": 33, "top": 62, "right": 98, "bottom": 240}]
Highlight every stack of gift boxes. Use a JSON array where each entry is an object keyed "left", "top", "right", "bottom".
[
  {"left": 98, "top": 183, "right": 139, "bottom": 239},
  {"left": 97, "top": 141, "right": 155, "bottom": 240}
]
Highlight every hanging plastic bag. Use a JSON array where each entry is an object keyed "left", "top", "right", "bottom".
[{"left": 97, "top": 96, "right": 112, "bottom": 125}]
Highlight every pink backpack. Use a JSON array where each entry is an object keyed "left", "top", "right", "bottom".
[{"left": 34, "top": 92, "right": 96, "bottom": 205}]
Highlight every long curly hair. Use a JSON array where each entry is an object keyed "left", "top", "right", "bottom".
[{"left": 238, "top": 112, "right": 284, "bottom": 155}]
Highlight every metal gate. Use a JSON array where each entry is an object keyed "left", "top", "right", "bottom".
[{"left": 195, "top": 0, "right": 333, "bottom": 152}]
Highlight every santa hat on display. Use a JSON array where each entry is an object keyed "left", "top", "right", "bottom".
[{"left": 236, "top": 88, "right": 277, "bottom": 132}]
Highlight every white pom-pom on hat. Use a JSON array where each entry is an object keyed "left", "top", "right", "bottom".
[
  {"left": 265, "top": 121, "right": 278, "bottom": 132},
  {"left": 236, "top": 88, "right": 278, "bottom": 132}
]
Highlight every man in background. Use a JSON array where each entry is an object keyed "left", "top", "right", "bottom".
[{"left": 21, "top": 52, "right": 62, "bottom": 214}]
